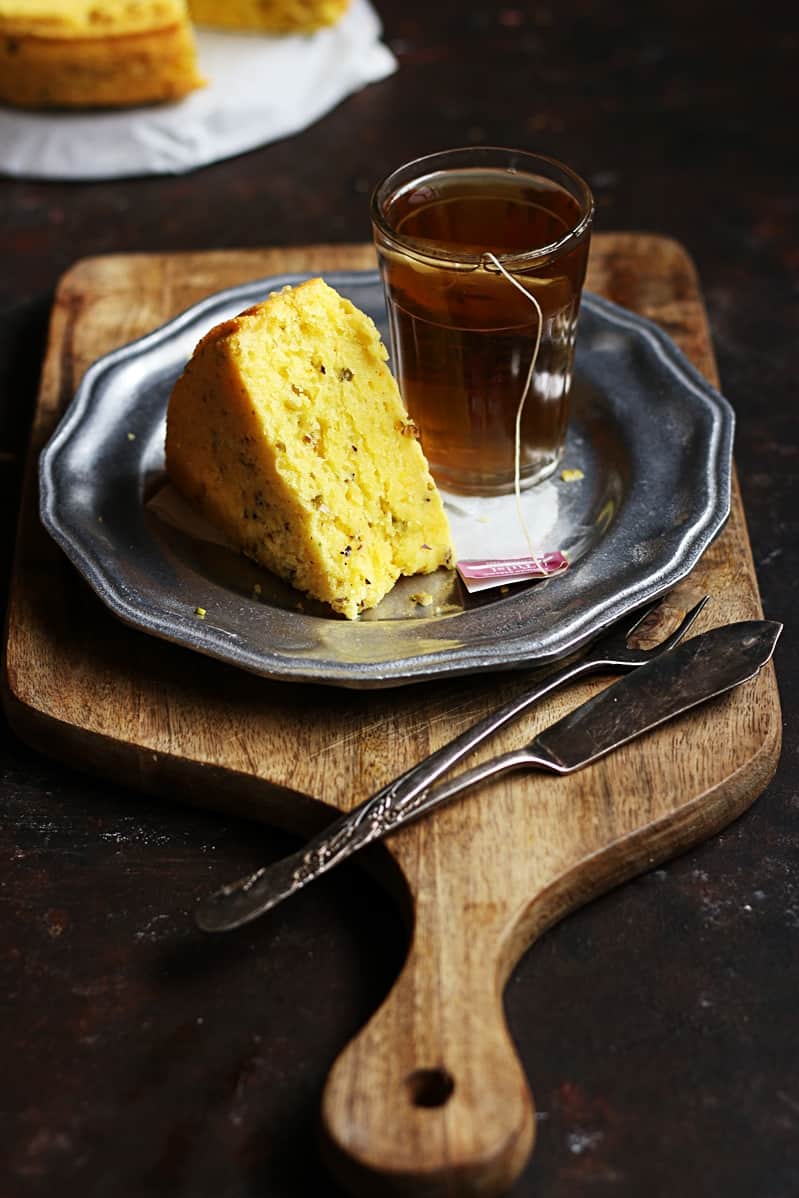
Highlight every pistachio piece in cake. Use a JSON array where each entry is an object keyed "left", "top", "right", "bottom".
[{"left": 165, "top": 278, "right": 454, "bottom": 619}]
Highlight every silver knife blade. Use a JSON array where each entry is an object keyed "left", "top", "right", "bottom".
[{"left": 531, "top": 619, "right": 783, "bottom": 773}]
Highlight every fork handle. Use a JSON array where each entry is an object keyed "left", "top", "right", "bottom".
[
  {"left": 196, "top": 665, "right": 585, "bottom": 931},
  {"left": 196, "top": 744, "right": 555, "bottom": 932}
]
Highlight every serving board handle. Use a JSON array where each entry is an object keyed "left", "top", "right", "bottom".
[{"left": 321, "top": 881, "right": 535, "bottom": 1197}]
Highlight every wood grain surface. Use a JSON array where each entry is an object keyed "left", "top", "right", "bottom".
[{"left": 2, "top": 236, "right": 782, "bottom": 1198}]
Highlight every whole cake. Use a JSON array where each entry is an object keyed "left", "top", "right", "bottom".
[
  {"left": 0, "top": 0, "right": 351, "bottom": 110},
  {"left": 165, "top": 279, "right": 454, "bottom": 619},
  {"left": 0, "top": 0, "right": 204, "bottom": 109}
]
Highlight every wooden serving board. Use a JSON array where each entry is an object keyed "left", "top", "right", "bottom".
[{"left": 3, "top": 238, "right": 782, "bottom": 1198}]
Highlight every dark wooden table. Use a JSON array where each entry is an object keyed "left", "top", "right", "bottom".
[{"left": 1, "top": 2, "right": 796, "bottom": 1195}]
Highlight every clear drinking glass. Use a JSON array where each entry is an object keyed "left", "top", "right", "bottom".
[{"left": 371, "top": 147, "right": 594, "bottom": 495}]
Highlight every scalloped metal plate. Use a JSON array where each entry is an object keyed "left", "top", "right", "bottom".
[{"left": 39, "top": 270, "right": 733, "bottom": 687}]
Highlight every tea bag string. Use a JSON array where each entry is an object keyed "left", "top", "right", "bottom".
[{"left": 482, "top": 251, "right": 543, "bottom": 565}]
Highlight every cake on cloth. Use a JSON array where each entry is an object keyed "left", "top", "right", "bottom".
[
  {"left": 0, "top": 0, "right": 353, "bottom": 110},
  {"left": 165, "top": 279, "right": 454, "bottom": 619},
  {"left": 0, "top": 0, "right": 204, "bottom": 109}
]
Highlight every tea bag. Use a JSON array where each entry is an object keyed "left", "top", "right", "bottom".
[{"left": 452, "top": 252, "right": 569, "bottom": 592}]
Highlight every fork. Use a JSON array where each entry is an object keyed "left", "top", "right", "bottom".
[{"left": 196, "top": 594, "right": 709, "bottom": 932}]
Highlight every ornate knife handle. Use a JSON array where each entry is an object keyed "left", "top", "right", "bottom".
[{"left": 197, "top": 651, "right": 608, "bottom": 931}]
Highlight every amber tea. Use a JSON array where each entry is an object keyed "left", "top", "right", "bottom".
[{"left": 372, "top": 150, "right": 594, "bottom": 495}]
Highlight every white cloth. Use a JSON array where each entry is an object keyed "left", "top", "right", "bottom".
[{"left": 0, "top": 0, "right": 396, "bottom": 180}]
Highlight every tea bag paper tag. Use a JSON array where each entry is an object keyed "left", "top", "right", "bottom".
[
  {"left": 441, "top": 482, "right": 568, "bottom": 593},
  {"left": 456, "top": 553, "right": 568, "bottom": 591}
]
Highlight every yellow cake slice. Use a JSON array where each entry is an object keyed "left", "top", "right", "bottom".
[
  {"left": 165, "top": 279, "right": 454, "bottom": 619},
  {"left": 188, "top": 0, "right": 349, "bottom": 34},
  {"left": 0, "top": 0, "right": 204, "bottom": 108}
]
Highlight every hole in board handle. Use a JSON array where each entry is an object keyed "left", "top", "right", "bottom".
[{"left": 405, "top": 1068, "right": 455, "bottom": 1108}]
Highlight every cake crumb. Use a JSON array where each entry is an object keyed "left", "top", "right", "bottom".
[
  {"left": 561, "top": 467, "right": 584, "bottom": 482},
  {"left": 410, "top": 591, "right": 434, "bottom": 607},
  {"left": 194, "top": 606, "right": 207, "bottom": 619}
]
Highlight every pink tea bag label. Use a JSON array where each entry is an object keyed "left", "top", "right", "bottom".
[
  {"left": 458, "top": 553, "right": 568, "bottom": 581},
  {"left": 441, "top": 481, "right": 571, "bottom": 594}
]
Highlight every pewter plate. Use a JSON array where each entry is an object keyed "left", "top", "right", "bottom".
[{"left": 39, "top": 270, "right": 733, "bottom": 687}]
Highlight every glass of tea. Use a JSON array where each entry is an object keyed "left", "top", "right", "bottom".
[{"left": 371, "top": 147, "right": 594, "bottom": 495}]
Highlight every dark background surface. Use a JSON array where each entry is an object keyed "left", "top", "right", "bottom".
[{"left": 1, "top": 1, "right": 797, "bottom": 1195}]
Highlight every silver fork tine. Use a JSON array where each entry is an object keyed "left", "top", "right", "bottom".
[
  {"left": 610, "top": 593, "right": 710, "bottom": 658},
  {"left": 653, "top": 595, "right": 710, "bottom": 652},
  {"left": 197, "top": 592, "right": 711, "bottom": 932},
  {"left": 656, "top": 594, "right": 713, "bottom": 651}
]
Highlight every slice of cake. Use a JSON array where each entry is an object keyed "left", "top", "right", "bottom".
[
  {"left": 188, "top": 0, "right": 350, "bottom": 34},
  {"left": 165, "top": 279, "right": 454, "bottom": 619},
  {"left": 0, "top": 0, "right": 204, "bottom": 109}
]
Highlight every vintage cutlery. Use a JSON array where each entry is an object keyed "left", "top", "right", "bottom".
[
  {"left": 198, "top": 616, "right": 780, "bottom": 933},
  {"left": 196, "top": 596, "right": 727, "bottom": 932}
]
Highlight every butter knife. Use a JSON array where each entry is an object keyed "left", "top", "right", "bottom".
[{"left": 197, "top": 618, "right": 780, "bottom": 933}]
